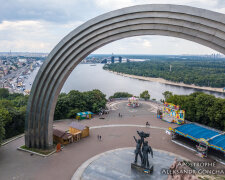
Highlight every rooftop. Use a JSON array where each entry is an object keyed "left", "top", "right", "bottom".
[
  {"left": 53, "top": 128, "right": 72, "bottom": 140},
  {"left": 69, "top": 122, "right": 87, "bottom": 131},
  {"left": 174, "top": 123, "right": 225, "bottom": 152}
]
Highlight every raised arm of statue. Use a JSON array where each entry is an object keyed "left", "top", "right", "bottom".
[
  {"left": 137, "top": 131, "right": 140, "bottom": 136},
  {"left": 133, "top": 136, "right": 137, "bottom": 143}
]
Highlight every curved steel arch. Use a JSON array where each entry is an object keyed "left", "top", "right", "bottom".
[{"left": 25, "top": 4, "right": 225, "bottom": 148}]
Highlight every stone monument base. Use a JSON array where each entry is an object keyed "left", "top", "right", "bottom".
[{"left": 131, "top": 163, "right": 154, "bottom": 174}]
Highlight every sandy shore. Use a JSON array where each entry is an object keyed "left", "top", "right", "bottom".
[{"left": 107, "top": 70, "right": 225, "bottom": 93}]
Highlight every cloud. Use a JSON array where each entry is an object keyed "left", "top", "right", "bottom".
[
  {"left": 0, "top": 0, "right": 102, "bottom": 23},
  {"left": 93, "top": 36, "right": 219, "bottom": 55},
  {"left": 0, "top": 0, "right": 224, "bottom": 54},
  {"left": 0, "top": 40, "right": 51, "bottom": 52},
  {"left": 94, "top": 0, "right": 219, "bottom": 12},
  {"left": 0, "top": 20, "right": 83, "bottom": 52},
  {"left": 142, "top": 40, "right": 152, "bottom": 48},
  {"left": 0, "top": 0, "right": 224, "bottom": 24},
  {"left": 94, "top": 0, "right": 134, "bottom": 10}
]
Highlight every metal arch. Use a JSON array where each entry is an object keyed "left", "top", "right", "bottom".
[{"left": 25, "top": 4, "right": 225, "bottom": 148}]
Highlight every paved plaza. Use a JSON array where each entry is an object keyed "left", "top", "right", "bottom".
[
  {"left": 73, "top": 148, "right": 185, "bottom": 180},
  {"left": 0, "top": 100, "right": 223, "bottom": 180}
]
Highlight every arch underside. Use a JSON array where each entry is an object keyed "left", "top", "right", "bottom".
[{"left": 25, "top": 4, "right": 225, "bottom": 149}]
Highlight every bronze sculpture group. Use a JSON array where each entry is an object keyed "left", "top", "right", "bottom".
[{"left": 132, "top": 131, "right": 154, "bottom": 173}]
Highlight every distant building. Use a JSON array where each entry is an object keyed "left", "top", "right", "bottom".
[
  {"left": 111, "top": 56, "right": 115, "bottom": 63},
  {"left": 18, "top": 58, "right": 27, "bottom": 63},
  {"left": 119, "top": 56, "right": 122, "bottom": 63},
  {"left": 0, "top": 71, "right": 4, "bottom": 78},
  {"left": 101, "top": 59, "right": 107, "bottom": 64},
  {"left": 3, "top": 67, "right": 9, "bottom": 75}
]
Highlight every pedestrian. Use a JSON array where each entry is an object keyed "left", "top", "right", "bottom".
[
  {"left": 97, "top": 134, "right": 100, "bottom": 140},
  {"left": 118, "top": 113, "right": 120, "bottom": 117},
  {"left": 146, "top": 121, "right": 150, "bottom": 127},
  {"left": 99, "top": 135, "right": 102, "bottom": 141}
]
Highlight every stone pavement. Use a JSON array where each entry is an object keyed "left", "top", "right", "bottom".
[
  {"left": 72, "top": 147, "right": 187, "bottom": 180},
  {"left": 0, "top": 101, "right": 222, "bottom": 180}
]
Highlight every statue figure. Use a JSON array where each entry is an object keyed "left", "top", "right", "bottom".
[
  {"left": 141, "top": 141, "right": 153, "bottom": 168},
  {"left": 132, "top": 131, "right": 153, "bottom": 174},
  {"left": 137, "top": 131, "right": 149, "bottom": 146},
  {"left": 133, "top": 136, "right": 143, "bottom": 164}
]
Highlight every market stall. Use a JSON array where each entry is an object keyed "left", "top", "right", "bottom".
[{"left": 76, "top": 111, "right": 93, "bottom": 120}]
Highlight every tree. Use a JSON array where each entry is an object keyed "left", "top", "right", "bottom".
[
  {"left": 208, "top": 98, "right": 225, "bottom": 130},
  {"left": 166, "top": 92, "right": 224, "bottom": 131},
  {"left": 12, "top": 95, "right": 29, "bottom": 107},
  {"left": 195, "top": 94, "right": 215, "bottom": 125},
  {"left": 140, "top": 90, "right": 150, "bottom": 100},
  {"left": 84, "top": 89, "right": 107, "bottom": 113},
  {"left": 0, "top": 88, "right": 9, "bottom": 99},
  {"left": 163, "top": 91, "right": 173, "bottom": 101},
  {"left": 54, "top": 89, "right": 107, "bottom": 120},
  {"left": 103, "top": 58, "right": 225, "bottom": 88},
  {"left": 0, "top": 107, "right": 12, "bottom": 144},
  {"left": 109, "top": 92, "right": 133, "bottom": 99},
  {"left": 67, "top": 108, "right": 81, "bottom": 118},
  {"left": 0, "top": 117, "right": 4, "bottom": 145},
  {"left": 54, "top": 94, "right": 72, "bottom": 120},
  {"left": 0, "top": 94, "right": 28, "bottom": 139}
]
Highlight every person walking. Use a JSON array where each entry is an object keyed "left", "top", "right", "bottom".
[{"left": 99, "top": 135, "right": 102, "bottom": 141}]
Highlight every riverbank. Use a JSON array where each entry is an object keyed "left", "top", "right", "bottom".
[{"left": 107, "top": 70, "right": 225, "bottom": 93}]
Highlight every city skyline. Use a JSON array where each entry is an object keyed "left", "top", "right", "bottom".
[{"left": 1, "top": 0, "right": 225, "bottom": 54}]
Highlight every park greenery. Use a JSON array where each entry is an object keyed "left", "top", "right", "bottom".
[
  {"left": 0, "top": 86, "right": 224, "bottom": 145},
  {"left": 0, "top": 88, "right": 28, "bottom": 143},
  {"left": 20, "top": 145, "right": 55, "bottom": 155},
  {"left": 0, "top": 88, "right": 107, "bottom": 144},
  {"left": 109, "top": 92, "right": 133, "bottom": 99},
  {"left": 163, "top": 91, "right": 173, "bottom": 101},
  {"left": 140, "top": 90, "right": 150, "bottom": 100},
  {"left": 103, "top": 57, "right": 225, "bottom": 88},
  {"left": 164, "top": 91, "right": 225, "bottom": 131},
  {"left": 54, "top": 89, "right": 107, "bottom": 120}
]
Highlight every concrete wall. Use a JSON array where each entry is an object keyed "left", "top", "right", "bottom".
[{"left": 25, "top": 4, "right": 225, "bottom": 149}]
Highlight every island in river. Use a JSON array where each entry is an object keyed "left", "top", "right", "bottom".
[
  {"left": 103, "top": 56, "right": 225, "bottom": 93},
  {"left": 107, "top": 70, "right": 224, "bottom": 93}
]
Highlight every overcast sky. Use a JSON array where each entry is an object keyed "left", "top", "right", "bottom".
[{"left": 0, "top": 0, "right": 225, "bottom": 55}]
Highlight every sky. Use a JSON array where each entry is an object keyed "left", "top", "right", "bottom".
[{"left": 0, "top": 0, "right": 225, "bottom": 55}]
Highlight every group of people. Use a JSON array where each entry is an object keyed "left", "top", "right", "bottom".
[
  {"left": 118, "top": 113, "right": 123, "bottom": 118},
  {"left": 97, "top": 134, "right": 102, "bottom": 141}
]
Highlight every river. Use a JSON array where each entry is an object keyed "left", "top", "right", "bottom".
[{"left": 25, "top": 64, "right": 225, "bottom": 100}]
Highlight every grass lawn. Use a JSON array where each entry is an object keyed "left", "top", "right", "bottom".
[{"left": 20, "top": 145, "right": 55, "bottom": 155}]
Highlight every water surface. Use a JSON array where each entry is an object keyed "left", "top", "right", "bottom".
[{"left": 25, "top": 64, "right": 225, "bottom": 100}]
